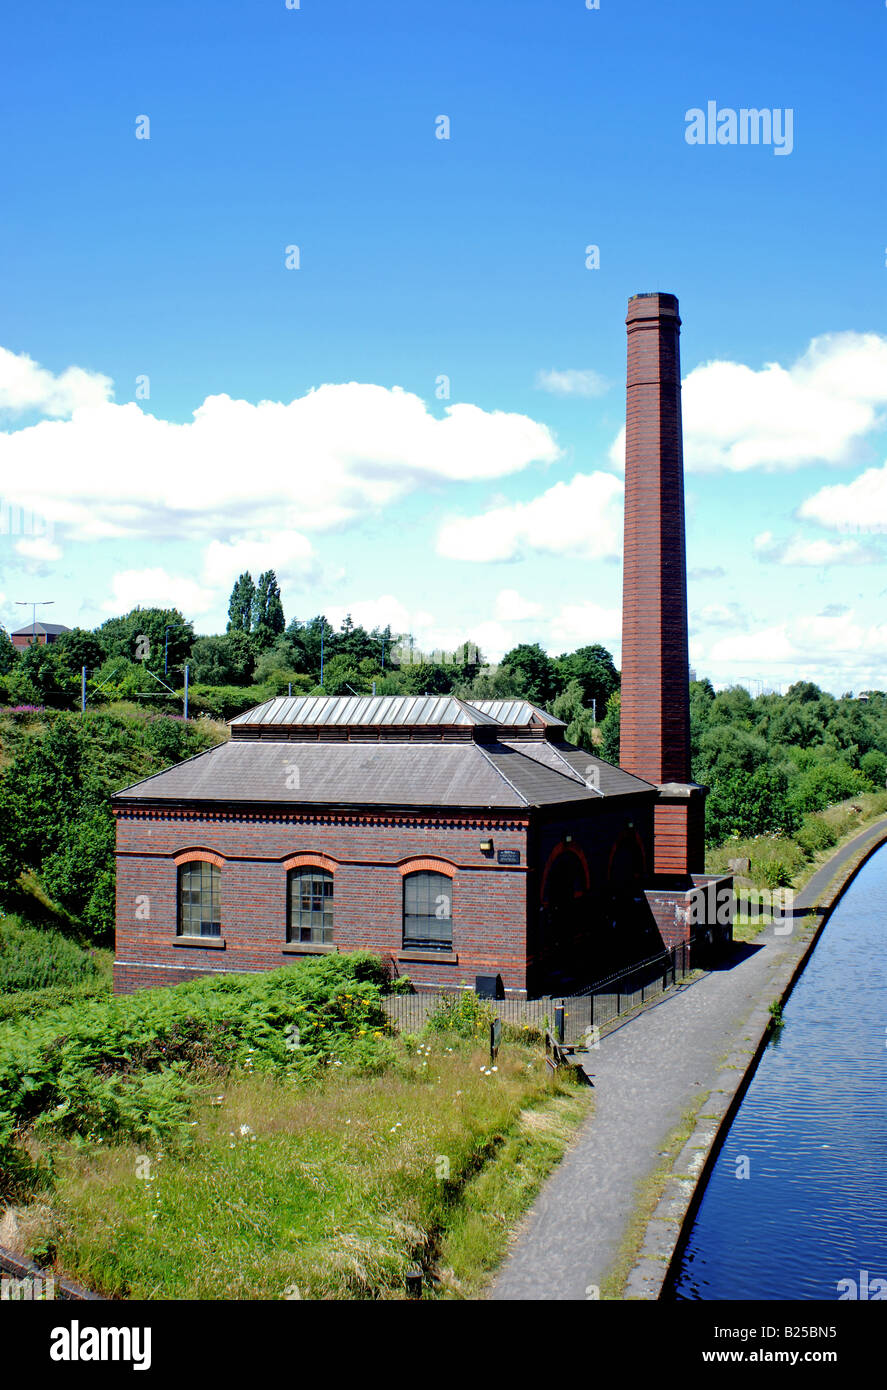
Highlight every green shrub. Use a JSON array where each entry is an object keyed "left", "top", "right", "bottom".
[
  {"left": 0, "top": 916, "right": 100, "bottom": 992},
  {"left": 424, "top": 990, "right": 497, "bottom": 1038},
  {"left": 795, "top": 814, "right": 837, "bottom": 858},
  {"left": 0, "top": 952, "right": 391, "bottom": 1152}
]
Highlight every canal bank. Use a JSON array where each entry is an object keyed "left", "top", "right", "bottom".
[{"left": 488, "top": 814, "right": 887, "bottom": 1302}]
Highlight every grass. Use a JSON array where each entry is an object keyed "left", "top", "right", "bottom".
[
  {"left": 12, "top": 1034, "right": 590, "bottom": 1300},
  {"left": 714, "top": 792, "right": 887, "bottom": 943}
]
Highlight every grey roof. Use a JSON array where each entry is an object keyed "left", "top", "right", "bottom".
[
  {"left": 113, "top": 736, "right": 655, "bottom": 810},
  {"left": 12, "top": 622, "right": 70, "bottom": 636},
  {"left": 231, "top": 694, "right": 501, "bottom": 728}
]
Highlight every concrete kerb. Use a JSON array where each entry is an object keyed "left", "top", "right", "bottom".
[{"left": 623, "top": 816, "right": 887, "bottom": 1301}]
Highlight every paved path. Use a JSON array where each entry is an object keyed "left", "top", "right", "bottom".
[{"left": 489, "top": 817, "right": 887, "bottom": 1301}]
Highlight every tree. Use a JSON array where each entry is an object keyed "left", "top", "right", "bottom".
[
  {"left": 551, "top": 679, "right": 596, "bottom": 752},
  {"left": 227, "top": 573, "right": 256, "bottom": 634},
  {"left": 500, "top": 643, "right": 559, "bottom": 707},
  {"left": 598, "top": 690, "right": 621, "bottom": 764},
  {"left": 96, "top": 608, "right": 194, "bottom": 674},
  {"left": 0, "top": 627, "right": 16, "bottom": 676},
  {"left": 860, "top": 749, "right": 887, "bottom": 789},
  {"left": 54, "top": 628, "right": 106, "bottom": 679},
  {"left": 251, "top": 571, "right": 285, "bottom": 650},
  {"left": 189, "top": 632, "right": 255, "bottom": 686},
  {"left": 555, "top": 644, "right": 619, "bottom": 713},
  {"left": 5, "top": 643, "right": 68, "bottom": 707}
]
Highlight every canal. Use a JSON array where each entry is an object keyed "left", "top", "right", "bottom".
[{"left": 664, "top": 841, "right": 887, "bottom": 1301}]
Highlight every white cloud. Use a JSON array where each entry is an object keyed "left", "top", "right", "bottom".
[
  {"left": 753, "top": 530, "right": 879, "bottom": 566},
  {"left": 494, "top": 588, "right": 543, "bottom": 621},
  {"left": 799, "top": 459, "right": 887, "bottom": 535},
  {"left": 323, "top": 596, "right": 431, "bottom": 638},
  {"left": 202, "top": 533, "right": 318, "bottom": 590},
  {"left": 609, "top": 332, "right": 887, "bottom": 474},
  {"left": 102, "top": 568, "right": 217, "bottom": 617},
  {"left": 0, "top": 374, "right": 560, "bottom": 544},
  {"left": 691, "top": 602, "right": 749, "bottom": 630},
  {"left": 707, "top": 611, "right": 887, "bottom": 680},
  {"left": 437, "top": 472, "right": 623, "bottom": 563},
  {"left": 549, "top": 600, "right": 621, "bottom": 651},
  {"left": 13, "top": 536, "right": 63, "bottom": 562},
  {"left": 535, "top": 368, "right": 610, "bottom": 398},
  {"left": 0, "top": 346, "right": 113, "bottom": 418}
]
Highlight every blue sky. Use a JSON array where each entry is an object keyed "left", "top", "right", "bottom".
[{"left": 1, "top": 0, "right": 885, "bottom": 693}]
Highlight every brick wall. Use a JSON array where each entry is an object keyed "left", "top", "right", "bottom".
[{"left": 114, "top": 807, "right": 531, "bottom": 996}]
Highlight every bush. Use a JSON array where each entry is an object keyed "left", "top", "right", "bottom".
[
  {"left": 424, "top": 990, "right": 497, "bottom": 1038},
  {"left": 0, "top": 916, "right": 100, "bottom": 992},
  {"left": 795, "top": 814, "right": 838, "bottom": 858},
  {"left": 860, "top": 749, "right": 887, "bottom": 790},
  {"left": 0, "top": 953, "right": 391, "bottom": 1151}
]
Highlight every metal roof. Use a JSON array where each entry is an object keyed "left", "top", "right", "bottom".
[
  {"left": 232, "top": 694, "right": 502, "bottom": 728},
  {"left": 468, "top": 699, "right": 566, "bottom": 728}
]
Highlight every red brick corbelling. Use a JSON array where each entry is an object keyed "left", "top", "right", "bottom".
[
  {"left": 397, "top": 856, "right": 457, "bottom": 878},
  {"left": 282, "top": 852, "right": 338, "bottom": 873},
  {"left": 173, "top": 849, "right": 226, "bottom": 868},
  {"left": 114, "top": 805, "right": 525, "bottom": 832}
]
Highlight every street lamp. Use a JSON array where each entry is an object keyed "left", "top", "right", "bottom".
[
  {"left": 163, "top": 625, "right": 173, "bottom": 675},
  {"left": 15, "top": 599, "right": 54, "bottom": 645}
]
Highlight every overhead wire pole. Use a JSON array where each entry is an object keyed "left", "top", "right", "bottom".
[{"left": 15, "top": 598, "right": 54, "bottom": 644}]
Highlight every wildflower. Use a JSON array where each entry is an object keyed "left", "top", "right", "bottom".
[{"left": 239, "top": 1124, "right": 253, "bottom": 1137}]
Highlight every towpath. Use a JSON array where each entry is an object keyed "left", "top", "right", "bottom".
[{"left": 489, "top": 816, "right": 887, "bottom": 1301}]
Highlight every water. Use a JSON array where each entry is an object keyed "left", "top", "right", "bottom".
[{"left": 666, "top": 842, "right": 887, "bottom": 1301}]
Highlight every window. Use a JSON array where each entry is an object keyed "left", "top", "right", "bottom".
[
  {"left": 403, "top": 871, "right": 452, "bottom": 950},
  {"left": 288, "top": 868, "right": 334, "bottom": 944},
  {"left": 178, "top": 861, "right": 221, "bottom": 937}
]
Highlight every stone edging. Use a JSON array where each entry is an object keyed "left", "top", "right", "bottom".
[{"left": 623, "top": 816, "right": 887, "bottom": 1300}]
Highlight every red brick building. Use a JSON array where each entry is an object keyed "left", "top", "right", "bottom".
[
  {"left": 112, "top": 695, "right": 663, "bottom": 998},
  {"left": 10, "top": 622, "right": 70, "bottom": 651},
  {"left": 112, "top": 291, "right": 732, "bottom": 998}
]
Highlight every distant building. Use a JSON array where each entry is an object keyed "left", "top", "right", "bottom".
[{"left": 10, "top": 622, "right": 70, "bottom": 651}]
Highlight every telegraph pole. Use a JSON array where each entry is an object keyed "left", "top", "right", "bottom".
[{"left": 15, "top": 598, "right": 54, "bottom": 644}]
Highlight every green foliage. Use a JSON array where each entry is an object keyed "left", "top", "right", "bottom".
[
  {"left": 598, "top": 690, "right": 621, "bottom": 765},
  {"left": 424, "top": 990, "right": 497, "bottom": 1038},
  {"left": 554, "top": 644, "right": 619, "bottom": 712},
  {"left": 0, "top": 916, "right": 101, "bottom": 992},
  {"left": 227, "top": 573, "right": 256, "bottom": 634},
  {"left": 0, "top": 953, "right": 390, "bottom": 1158},
  {"left": 189, "top": 632, "right": 255, "bottom": 686},
  {"left": 795, "top": 814, "right": 838, "bottom": 857},
  {"left": 251, "top": 570, "right": 285, "bottom": 651},
  {"left": 0, "top": 708, "right": 225, "bottom": 938},
  {"left": 860, "top": 749, "right": 887, "bottom": 790},
  {"left": 0, "top": 628, "right": 16, "bottom": 676},
  {"left": 500, "top": 643, "right": 559, "bottom": 707},
  {"left": 185, "top": 682, "right": 278, "bottom": 719},
  {"left": 96, "top": 608, "right": 194, "bottom": 675}
]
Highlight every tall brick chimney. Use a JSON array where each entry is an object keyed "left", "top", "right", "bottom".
[{"left": 620, "top": 292, "right": 705, "bottom": 879}]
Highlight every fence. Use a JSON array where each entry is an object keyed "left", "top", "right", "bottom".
[{"left": 382, "top": 939, "right": 694, "bottom": 1044}]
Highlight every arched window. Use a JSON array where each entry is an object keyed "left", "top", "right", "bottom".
[
  {"left": 403, "top": 871, "right": 452, "bottom": 950},
  {"left": 178, "top": 861, "right": 221, "bottom": 938},
  {"left": 288, "top": 868, "right": 334, "bottom": 945}
]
